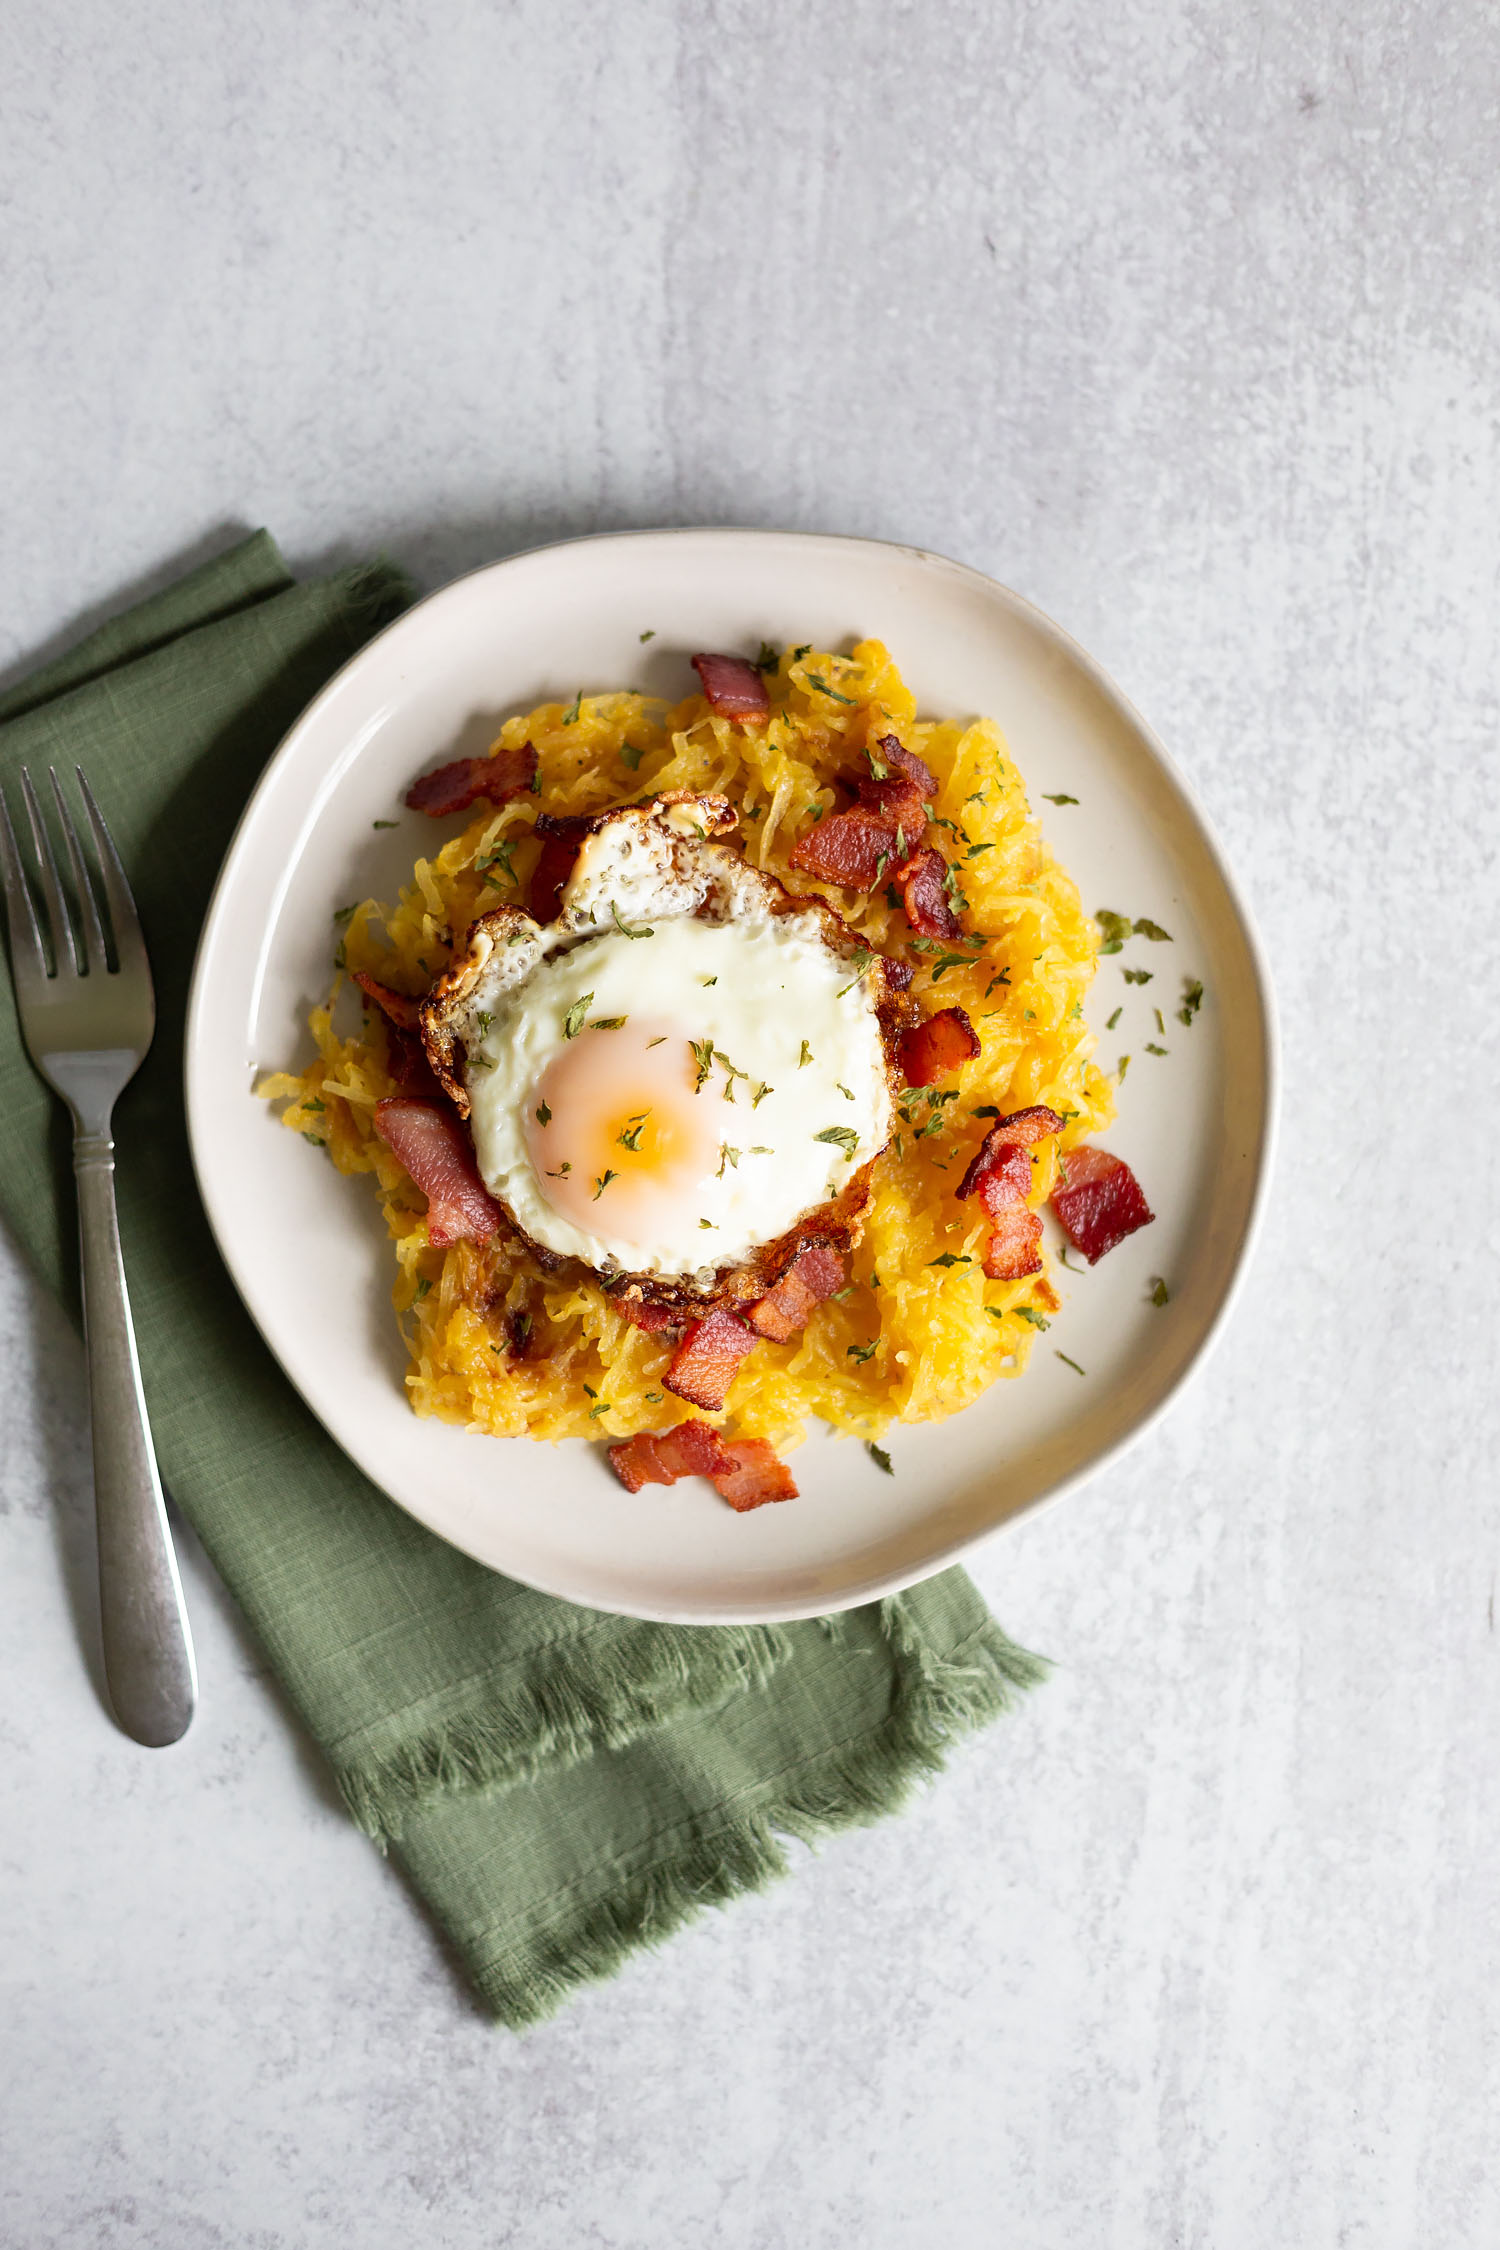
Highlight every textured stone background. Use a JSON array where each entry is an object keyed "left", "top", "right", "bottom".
[{"left": 2, "top": 3, "right": 1496, "bottom": 2244}]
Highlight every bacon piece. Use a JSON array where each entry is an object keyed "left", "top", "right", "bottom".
[
  {"left": 956, "top": 1104, "right": 1063, "bottom": 1282},
  {"left": 1051, "top": 1145, "right": 1156, "bottom": 1264},
  {"left": 712, "top": 1439, "right": 798, "bottom": 1512},
  {"left": 606, "top": 1420, "right": 796, "bottom": 1510},
  {"left": 608, "top": 1418, "right": 733, "bottom": 1490},
  {"left": 868, "top": 735, "right": 938, "bottom": 796},
  {"left": 895, "top": 845, "right": 962, "bottom": 940},
  {"left": 623, "top": 1296, "right": 680, "bottom": 1335},
  {"left": 898, "top": 1006, "right": 980, "bottom": 1088},
  {"left": 382, "top": 1020, "right": 443, "bottom": 1098},
  {"left": 745, "top": 1243, "right": 847, "bottom": 1343},
  {"left": 853, "top": 774, "right": 931, "bottom": 831},
  {"left": 607, "top": 1432, "right": 670, "bottom": 1493},
  {"left": 663, "top": 1307, "right": 756, "bottom": 1411},
  {"left": 790, "top": 805, "right": 907, "bottom": 890},
  {"left": 353, "top": 971, "right": 423, "bottom": 1028},
  {"left": 405, "top": 740, "right": 538, "bottom": 817},
  {"left": 690, "top": 652, "right": 770, "bottom": 722},
  {"left": 527, "top": 811, "right": 592, "bottom": 922},
  {"left": 956, "top": 1104, "right": 1063, "bottom": 1199},
  {"left": 373, "top": 1097, "right": 506, "bottom": 1248}
]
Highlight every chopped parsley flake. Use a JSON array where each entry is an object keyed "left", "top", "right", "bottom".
[
  {"left": 1134, "top": 917, "right": 1172, "bottom": 942},
  {"left": 545, "top": 1162, "right": 572, "bottom": 1176},
  {"left": 1178, "top": 979, "right": 1204, "bottom": 1026},
  {"left": 754, "top": 640, "right": 780, "bottom": 672},
  {"left": 867, "top": 1442, "right": 893, "bottom": 1475},
  {"left": 589, "top": 1016, "right": 627, "bottom": 1031},
  {"left": 928, "top": 1253, "right": 971, "bottom": 1268},
  {"left": 1154, "top": 1007, "right": 1166, "bottom": 1035},
  {"left": 1013, "top": 1305, "right": 1049, "bottom": 1329},
  {"left": 717, "top": 1144, "right": 740, "bottom": 1176},
  {"left": 837, "top": 948, "right": 874, "bottom": 996},
  {"left": 476, "top": 838, "right": 519, "bottom": 887},
  {"left": 835, "top": 1082, "right": 855, "bottom": 1102},
  {"left": 1056, "top": 1351, "right": 1086, "bottom": 1376},
  {"left": 620, "top": 742, "right": 645, "bottom": 770},
  {"left": 1151, "top": 1277, "right": 1170, "bottom": 1306},
  {"left": 1043, "top": 793, "right": 1079, "bottom": 805},
  {"left": 563, "top": 993, "right": 593, "bottom": 1039},
  {"left": 562, "top": 688, "right": 583, "bottom": 725},
  {"left": 592, "top": 1170, "right": 618, "bottom": 1199},
  {"left": 865, "top": 745, "right": 889, "bottom": 779},
  {"left": 611, "top": 901, "right": 654, "bottom": 938},
  {"left": 639, "top": 628, "right": 656, "bottom": 642},
  {"left": 373, "top": 818, "right": 398, "bottom": 829},
  {"left": 1123, "top": 967, "right": 1154, "bottom": 985},
  {"left": 646, "top": 1035, "right": 667, "bottom": 1048},
  {"left": 798, "top": 1039, "right": 813, "bottom": 1068},
  {"left": 1117, "top": 1055, "right": 1131, "bottom": 1081},
  {"left": 815, "top": 1125, "right": 860, "bottom": 1157},
  {"left": 690, "top": 1038, "right": 715, "bottom": 1090},
  {"left": 847, "top": 1341, "right": 878, "bottom": 1363},
  {"left": 929, "top": 953, "right": 968, "bottom": 982},
  {"left": 805, "top": 672, "right": 856, "bottom": 704},
  {"left": 699, "top": 1218, "right": 714, "bottom": 1229},
  {"left": 618, "top": 1117, "right": 647, "bottom": 1152},
  {"left": 700, "top": 975, "right": 718, "bottom": 986},
  {"left": 303, "top": 1096, "right": 326, "bottom": 1114},
  {"left": 332, "top": 903, "right": 357, "bottom": 925},
  {"left": 1106, "top": 1006, "right": 1122, "bottom": 1030},
  {"left": 588, "top": 1399, "right": 611, "bottom": 1419},
  {"left": 965, "top": 842, "right": 995, "bottom": 859},
  {"left": 1146, "top": 1042, "right": 1167, "bottom": 1056},
  {"left": 751, "top": 1081, "right": 773, "bottom": 1108},
  {"left": 414, "top": 1276, "right": 432, "bottom": 1302},
  {"left": 1096, "top": 908, "right": 1133, "bottom": 954}
]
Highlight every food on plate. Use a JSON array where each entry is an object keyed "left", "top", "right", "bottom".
[{"left": 262, "top": 638, "right": 1150, "bottom": 1508}]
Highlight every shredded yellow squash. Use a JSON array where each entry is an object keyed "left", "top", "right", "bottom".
[{"left": 260, "top": 640, "right": 1114, "bottom": 1454}]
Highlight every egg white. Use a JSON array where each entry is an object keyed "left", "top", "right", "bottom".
[{"left": 466, "top": 909, "right": 891, "bottom": 1280}]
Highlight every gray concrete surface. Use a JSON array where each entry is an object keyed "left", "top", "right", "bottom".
[{"left": 2, "top": 2, "right": 1496, "bottom": 2244}]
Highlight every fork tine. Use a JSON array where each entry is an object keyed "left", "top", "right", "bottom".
[
  {"left": 49, "top": 768, "right": 110, "bottom": 973},
  {"left": 0, "top": 787, "right": 50, "bottom": 987},
  {"left": 74, "top": 768, "right": 149, "bottom": 976},
  {"left": 19, "top": 767, "right": 77, "bottom": 977}
]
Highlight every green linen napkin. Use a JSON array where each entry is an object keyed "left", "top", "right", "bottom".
[{"left": 0, "top": 532, "right": 1043, "bottom": 2027}]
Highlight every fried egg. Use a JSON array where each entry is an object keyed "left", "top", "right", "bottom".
[{"left": 421, "top": 797, "right": 900, "bottom": 1285}]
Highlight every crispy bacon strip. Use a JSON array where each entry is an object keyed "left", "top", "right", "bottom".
[
  {"left": 1051, "top": 1145, "right": 1155, "bottom": 1264},
  {"left": 528, "top": 825, "right": 586, "bottom": 921},
  {"left": 956, "top": 1104, "right": 1063, "bottom": 1283},
  {"left": 353, "top": 970, "right": 423, "bottom": 1028},
  {"left": 713, "top": 1439, "right": 798, "bottom": 1512},
  {"left": 663, "top": 1307, "right": 756, "bottom": 1411},
  {"left": 745, "top": 1243, "right": 847, "bottom": 1343},
  {"left": 853, "top": 773, "right": 931, "bottom": 829},
  {"left": 789, "top": 804, "right": 911, "bottom": 890},
  {"left": 868, "top": 735, "right": 938, "bottom": 796},
  {"left": 691, "top": 652, "right": 771, "bottom": 721},
  {"left": 607, "top": 1421, "right": 797, "bottom": 1510},
  {"left": 405, "top": 740, "right": 538, "bottom": 817},
  {"left": 373, "top": 1097, "right": 506, "bottom": 1248},
  {"left": 382, "top": 1021, "right": 443, "bottom": 1097},
  {"left": 898, "top": 1005, "right": 980, "bottom": 1088},
  {"left": 623, "top": 1296, "right": 680, "bottom": 1335},
  {"left": 956, "top": 1105, "right": 1063, "bottom": 1198},
  {"left": 895, "top": 845, "right": 962, "bottom": 940}
]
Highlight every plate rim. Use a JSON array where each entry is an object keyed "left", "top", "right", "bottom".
[{"left": 185, "top": 526, "right": 1280, "bottom": 1621}]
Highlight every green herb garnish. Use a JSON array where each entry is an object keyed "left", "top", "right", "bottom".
[
  {"left": 1096, "top": 908, "right": 1133, "bottom": 954},
  {"left": 563, "top": 993, "right": 594, "bottom": 1039},
  {"left": 1178, "top": 979, "right": 1204, "bottom": 1026},
  {"left": 1123, "top": 967, "right": 1154, "bottom": 985},
  {"left": 847, "top": 1341, "right": 878, "bottom": 1363},
  {"left": 611, "top": 901, "right": 654, "bottom": 938},
  {"left": 815, "top": 1125, "right": 860, "bottom": 1157},
  {"left": 754, "top": 640, "right": 779, "bottom": 672},
  {"left": 414, "top": 1276, "right": 431, "bottom": 1302},
  {"left": 1013, "top": 1304, "right": 1049, "bottom": 1328},
  {"left": 798, "top": 1039, "right": 813, "bottom": 1068},
  {"left": 592, "top": 1170, "right": 618, "bottom": 1198},
  {"left": 332, "top": 903, "right": 358, "bottom": 925},
  {"left": 1151, "top": 1277, "right": 1170, "bottom": 1306},
  {"left": 837, "top": 948, "right": 874, "bottom": 996},
  {"left": 639, "top": 628, "right": 656, "bottom": 642},
  {"left": 1056, "top": 1352, "right": 1086, "bottom": 1376},
  {"left": 562, "top": 688, "right": 583, "bottom": 725},
  {"left": 867, "top": 1442, "right": 893, "bottom": 1474},
  {"left": 805, "top": 672, "right": 856, "bottom": 705},
  {"left": 1146, "top": 1042, "right": 1167, "bottom": 1056},
  {"left": 373, "top": 818, "right": 398, "bottom": 829},
  {"left": 589, "top": 1016, "right": 627, "bottom": 1031},
  {"left": 1117, "top": 1055, "right": 1131, "bottom": 1081},
  {"left": 1106, "top": 1006, "right": 1122, "bottom": 1030},
  {"left": 928, "top": 1253, "right": 971, "bottom": 1268},
  {"left": 690, "top": 1038, "right": 715, "bottom": 1091},
  {"left": 1134, "top": 917, "right": 1172, "bottom": 942},
  {"left": 1043, "top": 792, "right": 1079, "bottom": 805}
]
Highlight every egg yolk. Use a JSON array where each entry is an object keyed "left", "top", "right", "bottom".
[{"left": 523, "top": 1018, "right": 721, "bottom": 1248}]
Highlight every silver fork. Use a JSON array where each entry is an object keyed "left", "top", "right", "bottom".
[{"left": 0, "top": 766, "right": 196, "bottom": 1746}]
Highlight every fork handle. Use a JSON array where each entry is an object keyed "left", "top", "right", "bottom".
[{"left": 75, "top": 1135, "right": 197, "bottom": 1746}]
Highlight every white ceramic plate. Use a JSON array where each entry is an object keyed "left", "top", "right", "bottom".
[{"left": 186, "top": 530, "right": 1276, "bottom": 1623}]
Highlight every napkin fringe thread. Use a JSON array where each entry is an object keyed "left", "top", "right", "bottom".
[
  {"left": 336, "top": 1621, "right": 794, "bottom": 1841},
  {"left": 471, "top": 1608, "right": 1047, "bottom": 2029}
]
